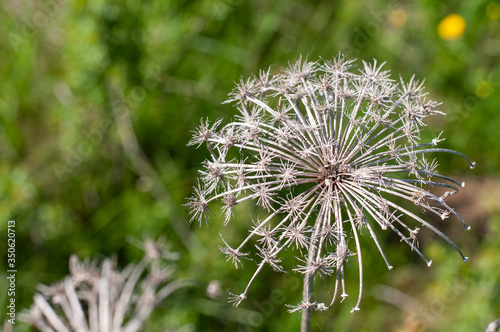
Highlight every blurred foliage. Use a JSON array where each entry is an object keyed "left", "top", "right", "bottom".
[{"left": 0, "top": 0, "right": 499, "bottom": 331}]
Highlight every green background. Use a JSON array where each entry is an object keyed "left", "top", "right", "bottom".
[{"left": 1, "top": 0, "right": 499, "bottom": 331}]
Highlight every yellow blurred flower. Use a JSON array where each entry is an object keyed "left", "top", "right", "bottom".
[{"left": 438, "top": 14, "right": 466, "bottom": 40}]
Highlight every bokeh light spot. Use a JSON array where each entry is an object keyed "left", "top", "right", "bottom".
[
  {"left": 476, "top": 80, "right": 494, "bottom": 98},
  {"left": 390, "top": 8, "right": 407, "bottom": 27},
  {"left": 486, "top": 2, "right": 500, "bottom": 20}
]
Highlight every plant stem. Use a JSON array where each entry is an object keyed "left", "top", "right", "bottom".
[
  {"left": 300, "top": 272, "right": 314, "bottom": 332},
  {"left": 301, "top": 218, "right": 321, "bottom": 332}
]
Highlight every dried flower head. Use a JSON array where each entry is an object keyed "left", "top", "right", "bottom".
[
  {"left": 186, "top": 54, "right": 474, "bottom": 313},
  {"left": 25, "top": 238, "right": 195, "bottom": 332}
]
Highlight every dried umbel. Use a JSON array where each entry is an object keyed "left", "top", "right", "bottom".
[
  {"left": 186, "top": 54, "right": 474, "bottom": 314},
  {"left": 25, "top": 238, "right": 194, "bottom": 332}
]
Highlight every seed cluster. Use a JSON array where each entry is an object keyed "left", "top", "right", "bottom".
[
  {"left": 26, "top": 238, "right": 184, "bottom": 331},
  {"left": 187, "top": 54, "right": 474, "bottom": 312}
]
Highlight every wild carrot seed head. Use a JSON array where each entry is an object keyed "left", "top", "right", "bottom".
[{"left": 186, "top": 53, "right": 474, "bottom": 312}]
